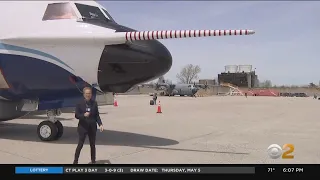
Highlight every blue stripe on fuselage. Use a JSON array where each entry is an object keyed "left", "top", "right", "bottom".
[
  {"left": 0, "top": 53, "right": 88, "bottom": 110},
  {"left": 0, "top": 43, "right": 73, "bottom": 71}
]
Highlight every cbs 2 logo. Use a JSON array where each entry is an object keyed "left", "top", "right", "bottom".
[{"left": 268, "top": 144, "right": 294, "bottom": 159}]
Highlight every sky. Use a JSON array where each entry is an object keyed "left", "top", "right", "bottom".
[{"left": 98, "top": 1, "right": 320, "bottom": 86}]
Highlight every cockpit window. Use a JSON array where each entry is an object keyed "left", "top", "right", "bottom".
[
  {"left": 43, "top": 3, "right": 77, "bottom": 21},
  {"left": 102, "top": 9, "right": 115, "bottom": 22},
  {"left": 75, "top": 3, "right": 110, "bottom": 22}
]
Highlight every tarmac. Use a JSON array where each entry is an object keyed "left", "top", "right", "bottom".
[{"left": 0, "top": 95, "right": 319, "bottom": 164}]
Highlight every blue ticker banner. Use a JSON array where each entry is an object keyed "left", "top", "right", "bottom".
[
  {"left": 9, "top": 165, "right": 320, "bottom": 175},
  {"left": 15, "top": 167, "right": 63, "bottom": 174}
]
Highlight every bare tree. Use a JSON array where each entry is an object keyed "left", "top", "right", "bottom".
[
  {"left": 290, "top": 85, "right": 299, "bottom": 88},
  {"left": 309, "top": 82, "right": 316, "bottom": 88},
  {"left": 165, "top": 79, "right": 172, "bottom": 84},
  {"left": 213, "top": 78, "right": 218, "bottom": 85},
  {"left": 265, "top": 80, "right": 272, "bottom": 87},
  {"left": 176, "top": 64, "right": 201, "bottom": 84},
  {"left": 156, "top": 76, "right": 172, "bottom": 84},
  {"left": 259, "top": 80, "right": 272, "bottom": 88},
  {"left": 157, "top": 76, "right": 165, "bottom": 83}
]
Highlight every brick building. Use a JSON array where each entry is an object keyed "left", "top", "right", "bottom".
[{"left": 218, "top": 65, "right": 258, "bottom": 88}]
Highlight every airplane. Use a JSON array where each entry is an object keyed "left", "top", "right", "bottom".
[
  {"left": 154, "top": 77, "right": 210, "bottom": 97},
  {"left": 0, "top": 0, "right": 255, "bottom": 142}
]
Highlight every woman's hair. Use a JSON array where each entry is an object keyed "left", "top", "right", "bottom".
[{"left": 83, "top": 87, "right": 92, "bottom": 93}]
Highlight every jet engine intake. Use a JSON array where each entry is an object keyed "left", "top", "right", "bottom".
[{"left": 97, "top": 40, "right": 172, "bottom": 93}]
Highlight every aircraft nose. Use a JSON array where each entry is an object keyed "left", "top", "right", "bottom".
[
  {"left": 138, "top": 40, "right": 172, "bottom": 76},
  {"left": 192, "top": 88, "right": 198, "bottom": 94},
  {"left": 97, "top": 40, "right": 172, "bottom": 93}
]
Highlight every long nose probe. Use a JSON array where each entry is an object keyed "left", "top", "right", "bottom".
[{"left": 123, "top": 29, "right": 255, "bottom": 41}]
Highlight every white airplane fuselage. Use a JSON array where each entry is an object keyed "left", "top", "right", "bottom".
[
  {"left": 0, "top": 1, "right": 254, "bottom": 141},
  {"left": 0, "top": 1, "right": 172, "bottom": 120}
]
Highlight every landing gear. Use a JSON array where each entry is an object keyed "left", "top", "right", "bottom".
[
  {"left": 55, "top": 120, "right": 63, "bottom": 140},
  {"left": 37, "top": 121, "right": 58, "bottom": 141},
  {"left": 37, "top": 109, "right": 64, "bottom": 141}
]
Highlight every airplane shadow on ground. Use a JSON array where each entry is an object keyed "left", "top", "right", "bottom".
[
  {"left": 0, "top": 122, "right": 178, "bottom": 147},
  {"left": 0, "top": 123, "right": 249, "bottom": 155},
  {"left": 90, "top": 160, "right": 112, "bottom": 164}
]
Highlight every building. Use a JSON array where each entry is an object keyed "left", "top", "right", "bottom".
[
  {"left": 199, "top": 79, "right": 216, "bottom": 85},
  {"left": 218, "top": 65, "right": 258, "bottom": 88}
]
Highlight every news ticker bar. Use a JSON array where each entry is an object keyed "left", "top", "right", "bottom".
[
  {"left": 14, "top": 165, "right": 319, "bottom": 175},
  {"left": 16, "top": 166, "right": 254, "bottom": 174}
]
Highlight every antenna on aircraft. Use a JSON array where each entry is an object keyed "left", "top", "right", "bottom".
[
  {"left": 4, "top": 29, "right": 254, "bottom": 45},
  {"left": 122, "top": 29, "right": 254, "bottom": 42}
]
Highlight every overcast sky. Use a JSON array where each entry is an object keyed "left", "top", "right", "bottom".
[{"left": 98, "top": 1, "right": 320, "bottom": 86}]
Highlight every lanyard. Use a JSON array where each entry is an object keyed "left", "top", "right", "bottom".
[{"left": 85, "top": 100, "right": 91, "bottom": 112}]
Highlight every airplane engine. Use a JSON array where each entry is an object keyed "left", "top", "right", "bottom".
[
  {"left": 97, "top": 25, "right": 172, "bottom": 93},
  {"left": 97, "top": 40, "right": 172, "bottom": 93},
  {"left": 0, "top": 99, "right": 29, "bottom": 121}
]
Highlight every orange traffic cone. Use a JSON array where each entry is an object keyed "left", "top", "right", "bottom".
[
  {"left": 114, "top": 98, "right": 118, "bottom": 107},
  {"left": 156, "top": 101, "right": 162, "bottom": 113}
]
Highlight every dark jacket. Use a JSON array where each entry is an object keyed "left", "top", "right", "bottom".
[{"left": 75, "top": 99, "right": 102, "bottom": 128}]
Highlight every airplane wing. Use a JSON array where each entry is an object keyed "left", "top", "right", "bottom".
[{"left": 3, "top": 29, "right": 254, "bottom": 45}]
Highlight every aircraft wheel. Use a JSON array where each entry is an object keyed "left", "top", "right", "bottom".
[
  {"left": 37, "top": 121, "right": 58, "bottom": 141},
  {"left": 54, "top": 120, "right": 63, "bottom": 140}
]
